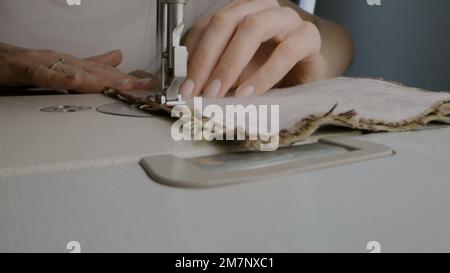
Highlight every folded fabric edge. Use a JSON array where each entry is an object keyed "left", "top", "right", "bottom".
[{"left": 242, "top": 100, "right": 450, "bottom": 151}]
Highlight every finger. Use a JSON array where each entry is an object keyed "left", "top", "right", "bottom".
[
  {"left": 85, "top": 49, "right": 123, "bottom": 67},
  {"left": 132, "top": 77, "right": 159, "bottom": 90},
  {"left": 63, "top": 57, "right": 137, "bottom": 84},
  {"left": 204, "top": 7, "right": 302, "bottom": 98},
  {"left": 12, "top": 60, "right": 84, "bottom": 91},
  {"left": 46, "top": 62, "right": 132, "bottom": 93},
  {"left": 67, "top": 70, "right": 131, "bottom": 93},
  {"left": 6, "top": 51, "right": 132, "bottom": 93},
  {"left": 184, "top": 19, "right": 210, "bottom": 55},
  {"left": 183, "top": 3, "right": 239, "bottom": 97},
  {"left": 184, "top": 0, "right": 246, "bottom": 53},
  {"left": 25, "top": 49, "right": 131, "bottom": 83},
  {"left": 49, "top": 63, "right": 120, "bottom": 92},
  {"left": 235, "top": 22, "right": 321, "bottom": 97},
  {"left": 183, "top": 0, "right": 278, "bottom": 98}
]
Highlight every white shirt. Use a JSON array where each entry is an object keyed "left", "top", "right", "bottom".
[{"left": 0, "top": 0, "right": 229, "bottom": 72}]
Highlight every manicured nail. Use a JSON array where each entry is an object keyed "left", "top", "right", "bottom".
[
  {"left": 236, "top": 85, "right": 255, "bottom": 97},
  {"left": 111, "top": 79, "right": 131, "bottom": 90},
  {"left": 110, "top": 49, "right": 121, "bottom": 54},
  {"left": 115, "top": 79, "right": 130, "bottom": 87},
  {"left": 204, "top": 79, "right": 221, "bottom": 98},
  {"left": 134, "top": 78, "right": 151, "bottom": 84},
  {"left": 66, "top": 71, "right": 81, "bottom": 80},
  {"left": 133, "top": 78, "right": 152, "bottom": 88},
  {"left": 180, "top": 79, "right": 194, "bottom": 98},
  {"left": 122, "top": 79, "right": 131, "bottom": 86}
]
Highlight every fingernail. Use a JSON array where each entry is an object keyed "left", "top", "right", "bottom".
[
  {"left": 204, "top": 79, "right": 221, "bottom": 98},
  {"left": 236, "top": 85, "right": 255, "bottom": 97},
  {"left": 111, "top": 79, "right": 131, "bottom": 90},
  {"left": 180, "top": 79, "right": 194, "bottom": 98},
  {"left": 135, "top": 78, "right": 151, "bottom": 84},
  {"left": 133, "top": 78, "right": 152, "bottom": 88},
  {"left": 115, "top": 79, "right": 130, "bottom": 87},
  {"left": 66, "top": 71, "right": 81, "bottom": 80}
]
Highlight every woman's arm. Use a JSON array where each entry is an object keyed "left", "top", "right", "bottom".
[{"left": 278, "top": 0, "right": 354, "bottom": 77}]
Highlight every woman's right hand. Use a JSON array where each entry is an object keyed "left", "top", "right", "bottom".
[{"left": 0, "top": 43, "right": 147, "bottom": 93}]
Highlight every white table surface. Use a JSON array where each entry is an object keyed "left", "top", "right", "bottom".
[{"left": 1, "top": 94, "right": 450, "bottom": 252}]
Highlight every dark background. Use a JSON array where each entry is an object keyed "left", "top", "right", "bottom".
[{"left": 307, "top": 0, "right": 450, "bottom": 91}]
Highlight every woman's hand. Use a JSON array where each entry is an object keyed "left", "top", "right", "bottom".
[
  {"left": 181, "top": 0, "right": 326, "bottom": 98},
  {"left": 0, "top": 43, "right": 151, "bottom": 93}
]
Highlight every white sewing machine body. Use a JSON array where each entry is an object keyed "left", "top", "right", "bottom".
[{"left": 1, "top": 93, "right": 450, "bottom": 252}]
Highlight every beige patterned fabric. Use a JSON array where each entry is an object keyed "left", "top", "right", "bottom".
[{"left": 105, "top": 76, "right": 450, "bottom": 150}]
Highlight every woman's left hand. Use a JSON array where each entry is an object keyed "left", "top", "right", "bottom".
[{"left": 181, "top": 0, "right": 326, "bottom": 98}]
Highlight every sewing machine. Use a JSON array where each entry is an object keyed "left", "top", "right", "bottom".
[
  {"left": 154, "top": 0, "right": 187, "bottom": 106},
  {"left": 1, "top": 0, "right": 450, "bottom": 253}
]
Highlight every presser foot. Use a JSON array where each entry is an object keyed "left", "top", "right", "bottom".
[
  {"left": 153, "top": 93, "right": 186, "bottom": 106},
  {"left": 152, "top": 77, "right": 187, "bottom": 106}
]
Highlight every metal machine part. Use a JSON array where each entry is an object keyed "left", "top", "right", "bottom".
[
  {"left": 155, "top": 0, "right": 188, "bottom": 106},
  {"left": 96, "top": 102, "right": 155, "bottom": 118},
  {"left": 140, "top": 137, "right": 395, "bottom": 188},
  {"left": 95, "top": 1, "right": 189, "bottom": 117},
  {"left": 40, "top": 105, "right": 91, "bottom": 113}
]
